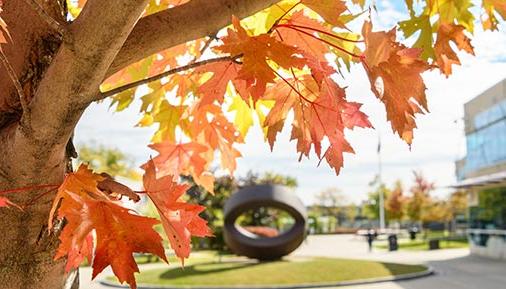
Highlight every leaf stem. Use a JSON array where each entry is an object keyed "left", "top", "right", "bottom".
[
  {"left": 276, "top": 23, "right": 364, "bottom": 43},
  {"left": 272, "top": 70, "right": 315, "bottom": 105},
  {"left": 0, "top": 184, "right": 60, "bottom": 195},
  {"left": 22, "top": 187, "right": 58, "bottom": 208},
  {"left": 276, "top": 26, "right": 364, "bottom": 59},
  {"left": 267, "top": 1, "right": 301, "bottom": 33}
]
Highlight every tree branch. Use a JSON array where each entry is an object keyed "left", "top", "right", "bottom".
[
  {"left": 97, "top": 55, "right": 236, "bottom": 101},
  {"left": 7, "top": 0, "right": 149, "bottom": 178},
  {"left": 24, "top": 0, "right": 66, "bottom": 34},
  {"left": 106, "top": 0, "right": 281, "bottom": 77}
]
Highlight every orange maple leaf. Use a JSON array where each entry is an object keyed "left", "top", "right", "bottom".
[
  {"left": 147, "top": 141, "right": 215, "bottom": 192},
  {"left": 48, "top": 164, "right": 106, "bottom": 230},
  {"left": 148, "top": 141, "right": 210, "bottom": 176},
  {"left": 275, "top": 11, "right": 331, "bottom": 60},
  {"left": 194, "top": 60, "right": 249, "bottom": 106},
  {"left": 264, "top": 57, "right": 370, "bottom": 174},
  {"left": 143, "top": 160, "right": 212, "bottom": 263},
  {"left": 361, "top": 21, "right": 430, "bottom": 145},
  {"left": 89, "top": 199, "right": 166, "bottom": 288},
  {"left": 300, "top": 0, "right": 347, "bottom": 28},
  {"left": 482, "top": 0, "right": 506, "bottom": 30},
  {"left": 190, "top": 105, "right": 242, "bottom": 174},
  {"left": 215, "top": 16, "right": 304, "bottom": 102},
  {"left": 434, "top": 23, "right": 474, "bottom": 77},
  {"left": 54, "top": 192, "right": 166, "bottom": 289}
]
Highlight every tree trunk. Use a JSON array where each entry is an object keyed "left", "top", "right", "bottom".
[
  {"left": 0, "top": 133, "right": 70, "bottom": 289},
  {"left": 0, "top": 1, "right": 71, "bottom": 288}
]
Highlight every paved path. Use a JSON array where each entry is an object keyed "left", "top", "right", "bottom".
[
  {"left": 80, "top": 234, "right": 506, "bottom": 289},
  {"left": 294, "top": 235, "right": 506, "bottom": 289}
]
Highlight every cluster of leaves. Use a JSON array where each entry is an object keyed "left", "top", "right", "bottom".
[
  {"left": 1, "top": 0, "right": 505, "bottom": 288},
  {"left": 49, "top": 162, "right": 211, "bottom": 289}
]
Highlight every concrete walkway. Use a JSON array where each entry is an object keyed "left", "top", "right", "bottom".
[
  {"left": 80, "top": 234, "right": 506, "bottom": 289},
  {"left": 294, "top": 235, "right": 506, "bottom": 289}
]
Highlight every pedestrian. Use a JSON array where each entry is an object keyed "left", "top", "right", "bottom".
[{"left": 366, "top": 228, "right": 376, "bottom": 252}]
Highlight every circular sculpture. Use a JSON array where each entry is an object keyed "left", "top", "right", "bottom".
[{"left": 223, "top": 184, "right": 307, "bottom": 260}]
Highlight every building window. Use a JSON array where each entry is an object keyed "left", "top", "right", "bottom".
[
  {"left": 469, "top": 187, "right": 506, "bottom": 230},
  {"left": 463, "top": 100, "right": 506, "bottom": 176}
]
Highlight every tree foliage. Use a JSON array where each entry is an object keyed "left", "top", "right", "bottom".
[
  {"left": 0, "top": 0, "right": 504, "bottom": 288},
  {"left": 78, "top": 144, "right": 140, "bottom": 180}
]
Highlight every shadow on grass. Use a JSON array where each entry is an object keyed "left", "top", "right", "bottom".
[
  {"left": 380, "top": 262, "right": 427, "bottom": 277},
  {"left": 159, "top": 261, "right": 266, "bottom": 280}
]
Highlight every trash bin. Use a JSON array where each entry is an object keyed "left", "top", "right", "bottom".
[
  {"left": 388, "top": 234, "right": 398, "bottom": 251},
  {"left": 429, "top": 239, "right": 440, "bottom": 250}
]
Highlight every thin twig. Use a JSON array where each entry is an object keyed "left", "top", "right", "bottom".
[
  {"left": 97, "top": 55, "right": 239, "bottom": 101},
  {"left": 191, "top": 34, "right": 217, "bottom": 64},
  {"left": 24, "top": 0, "right": 66, "bottom": 34},
  {"left": 276, "top": 25, "right": 364, "bottom": 59},
  {"left": 0, "top": 50, "right": 29, "bottom": 112},
  {"left": 267, "top": 1, "right": 301, "bottom": 33},
  {"left": 276, "top": 23, "right": 364, "bottom": 43}
]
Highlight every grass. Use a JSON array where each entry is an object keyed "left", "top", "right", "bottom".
[
  {"left": 82, "top": 250, "right": 227, "bottom": 267},
  {"left": 374, "top": 238, "right": 469, "bottom": 251},
  {"left": 107, "top": 255, "right": 427, "bottom": 286}
]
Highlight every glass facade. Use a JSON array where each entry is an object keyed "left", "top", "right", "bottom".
[
  {"left": 461, "top": 81, "right": 506, "bottom": 259},
  {"left": 461, "top": 99, "right": 506, "bottom": 178}
]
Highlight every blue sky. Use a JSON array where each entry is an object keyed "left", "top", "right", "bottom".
[{"left": 75, "top": 2, "right": 506, "bottom": 205}]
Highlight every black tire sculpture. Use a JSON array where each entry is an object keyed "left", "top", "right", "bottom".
[{"left": 223, "top": 184, "right": 307, "bottom": 260}]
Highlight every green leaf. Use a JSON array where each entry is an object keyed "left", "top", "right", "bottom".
[{"left": 399, "top": 14, "right": 435, "bottom": 60}]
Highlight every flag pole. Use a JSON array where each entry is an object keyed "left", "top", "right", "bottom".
[{"left": 378, "top": 134, "right": 386, "bottom": 231}]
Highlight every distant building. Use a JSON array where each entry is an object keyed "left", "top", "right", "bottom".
[{"left": 454, "top": 79, "right": 506, "bottom": 260}]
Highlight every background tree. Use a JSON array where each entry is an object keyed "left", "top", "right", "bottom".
[
  {"left": 0, "top": 1, "right": 504, "bottom": 288},
  {"left": 78, "top": 144, "right": 140, "bottom": 180},
  {"left": 363, "top": 176, "right": 389, "bottom": 222},
  {"left": 405, "top": 171, "right": 435, "bottom": 225},
  {"left": 447, "top": 190, "right": 468, "bottom": 221},
  {"left": 385, "top": 181, "right": 405, "bottom": 223},
  {"left": 240, "top": 171, "right": 298, "bottom": 188},
  {"left": 314, "top": 187, "right": 347, "bottom": 228}
]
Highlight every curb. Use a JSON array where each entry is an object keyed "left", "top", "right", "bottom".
[{"left": 99, "top": 266, "right": 434, "bottom": 289}]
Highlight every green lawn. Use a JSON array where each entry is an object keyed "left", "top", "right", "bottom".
[
  {"left": 108, "top": 256, "right": 427, "bottom": 286},
  {"left": 375, "top": 238, "right": 469, "bottom": 251}
]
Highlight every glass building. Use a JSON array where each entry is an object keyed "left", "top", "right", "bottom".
[{"left": 455, "top": 79, "right": 506, "bottom": 260}]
